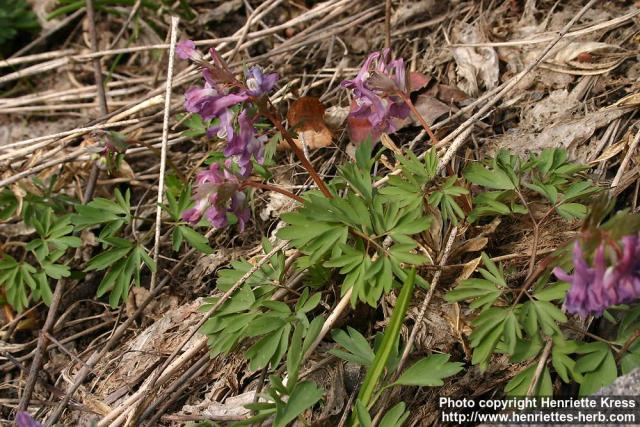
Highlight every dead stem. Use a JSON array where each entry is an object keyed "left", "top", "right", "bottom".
[
  {"left": 616, "top": 330, "right": 640, "bottom": 362},
  {"left": 243, "top": 180, "right": 305, "bottom": 203},
  {"left": 384, "top": 0, "right": 391, "bottom": 49},
  {"left": 263, "top": 106, "right": 332, "bottom": 198},
  {"left": 397, "top": 91, "right": 439, "bottom": 145}
]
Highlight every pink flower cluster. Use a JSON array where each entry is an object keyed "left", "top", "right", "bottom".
[
  {"left": 181, "top": 161, "right": 249, "bottom": 230},
  {"left": 553, "top": 235, "right": 640, "bottom": 318},
  {"left": 341, "top": 48, "right": 410, "bottom": 141},
  {"left": 176, "top": 40, "right": 278, "bottom": 230}
]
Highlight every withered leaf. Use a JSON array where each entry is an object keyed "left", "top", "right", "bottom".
[{"left": 281, "top": 96, "right": 332, "bottom": 150}]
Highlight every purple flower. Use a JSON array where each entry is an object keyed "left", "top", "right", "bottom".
[
  {"left": 244, "top": 66, "right": 278, "bottom": 97},
  {"left": 553, "top": 236, "right": 640, "bottom": 318},
  {"left": 341, "top": 49, "right": 410, "bottom": 142},
  {"left": 16, "top": 412, "right": 42, "bottom": 427},
  {"left": 207, "top": 109, "right": 234, "bottom": 141},
  {"left": 176, "top": 40, "right": 197, "bottom": 60},
  {"left": 181, "top": 161, "right": 250, "bottom": 231},
  {"left": 223, "top": 110, "right": 265, "bottom": 176},
  {"left": 184, "top": 81, "right": 248, "bottom": 121}
]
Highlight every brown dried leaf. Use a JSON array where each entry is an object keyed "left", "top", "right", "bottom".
[
  {"left": 451, "top": 24, "right": 499, "bottom": 96},
  {"left": 409, "top": 71, "right": 432, "bottom": 93},
  {"left": 457, "top": 256, "right": 482, "bottom": 283},
  {"left": 590, "top": 136, "right": 629, "bottom": 164},
  {"left": 411, "top": 94, "right": 451, "bottom": 125},
  {"left": 380, "top": 133, "right": 403, "bottom": 156},
  {"left": 615, "top": 93, "right": 640, "bottom": 107},
  {"left": 450, "top": 237, "right": 488, "bottom": 260},
  {"left": 115, "top": 159, "right": 135, "bottom": 180},
  {"left": 281, "top": 96, "right": 332, "bottom": 150},
  {"left": 324, "top": 105, "right": 350, "bottom": 129},
  {"left": 437, "top": 84, "right": 470, "bottom": 104},
  {"left": 553, "top": 42, "right": 619, "bottom": 64}
]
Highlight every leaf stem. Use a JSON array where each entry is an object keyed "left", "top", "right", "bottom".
[
  {"left": 616, "top": 329, "right": 640, "bottom": 362},
  {"left": 262, "top": 105, "right": 333, "bottom": 199},
  {"left": 397, "top": 92, "right": 439, "bottom": 145},
  {"left": 243, "top": 180, "right": 304, "bottom": 203}
]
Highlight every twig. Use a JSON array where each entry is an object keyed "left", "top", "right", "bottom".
[
  {"left": 42, "top": 332, "right": 97, "bottom": 375},
  {"left": 303, "top": 287, "right": 353, "bottom": 360},
  {"left": 1, "top": 49, "right": 75, "bottom": 68},
  {"left": 526, "top": 339, "right": 553, "bottom": 396},
  {"left": 148, "top": 240, "right": 287, "bottom": 385},
  {"left": 150, "top": 16, "right": 179, "bottom": 292},
  {"left": 17, "top": 279, "right": 66, "bottom": 413},
  {"left": 611, "top": 124, "right": 640, "bottom": 191},
  {"left": 243, "top": 181, "right": 305, "bottom": 203},
  {"left": 264, "top": 108, "right": 332, "bottom": 198},
  {"left": 397, "top": 92, "right": 439, "bottom": 145},
  {"left": 437, "top": 127, "right": 473, "bottom": 173},
  {"left": 45, "top": 240, "right": 208, "bottom": 425},
  {"left": 9, "top": 9, "right": 85, "bottom": 59},
  {"left": 138, "top": 353, "right": 210, "bottom": 425},
  {"left": 514, "top": 189, "right": 540, "bottom": 278},
  {"left": 109, "top": 0, "right": 142, "bottom": 49},
  {"left": 252, "top": 366, "right": 269, "bottom": 410},
  {"left": 83, "top": 0, "right": 110, "bottom": 206},
  {"left": 86, "top": 0, "right": 108, "bottom": 116},
  {"left": 228, "top": 0, "right": 282, "bottom": 63},
  {"left": 616, "top": 330, "right": 640, "bottom": 363},
  {"left": 396, "top": 226, "right": 457, "bottom": 374},
  {"left": 94, "top": 241, "right": 290, "bottom": 426},
  {"left": 370, "top": 227, "right": 458, "bottom": 424},
  {"left": 447, "top": 8, "right": 640, "bottom": 48},
  {"left": 384, "top": 0, "right": 391, "bottom": 49},
  {"left": 17, "top": 1, "right": 109, "bottom": 414},
  {"left": 337, "top": 372, "right": 362, "bottom": 427},
  {"left": 0, "top": 119, "right": 140, "bottom": 154}
]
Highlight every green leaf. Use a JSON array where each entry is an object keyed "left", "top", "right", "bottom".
[
  {"left": 246, "top": 330, "right": 284, "bottom": 371},
  {"left": 85, "top": 247, "right": 132, "bottom": 271},
  {"left": 575, "top": 342, "right": 617, "bottom": 396},
  {"left": 505, "top": 365, "right": 552, "bottom": 397},
  {"left": 551, "top": 338, "right": 582, "bottom": 384},
  {"left": 395, "top": 354, "right": 463, "bottom": 387},
  {"left": 379, "top": 402, "right": 410, "bottom": 427},
  {"left": 286, "top": 325, "right": 304, "bottom": 391},
  {"left": 562, "top": 180, "right": 598, "bottom": 202},
  {"left": 445, "top": 278, "right": 502, "bottom": 311},
  {"left": 298, "top": 292, "right": 321, "bottom": 314},
  {"left": 531, "top": 300, "right": 566, "bottom": 335},
  {"left": 463, "top": 163, "right": 516, "bottom": 190},
  {"left": 0, "top": 190, "right": 18, "bottom": 220},
  {"left": 42, "top": 262, "right": 70, "bottom": 279},
  {"left": 469, "top": 307, "right": 507, "bottom": 368},
  {"left": 178, "top": 225, "right": 213, "bottom": 254},
  {"left": 329, "top": 327, "right": 375, "bottom": 367},
  {"left": 273, "top": 381, "right": 323, "bottom": 427},
  {"left": 556, "top": 203, "right": 587, "bottom": 220},
  {"left": 354, "top": 400, "right": 373, "bottom": 427},
  {"left": 181, "top": 113, "right": 208, "bottom": 137},
  {"left": 302, "top": 316, "right": 325, "bottom": 355},
  {"left": 621, "top": 350, "right": 640, "bottom": 375},
  {"left": 534, "top": 282, "right": 570, "bottom": 301}
]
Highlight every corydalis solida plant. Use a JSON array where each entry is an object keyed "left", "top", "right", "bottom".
[
  {"left": 176, "top": 40, "right": 278, "bottom": 229},
  {"left": 341, "top": 48, "right": 437, "bottom": 144},
  {"left": 553, "top": 235, "right": 640, "bottom": 318},
  {"left": 181, "top": 161, "right": 249, "bottom": 230}
]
